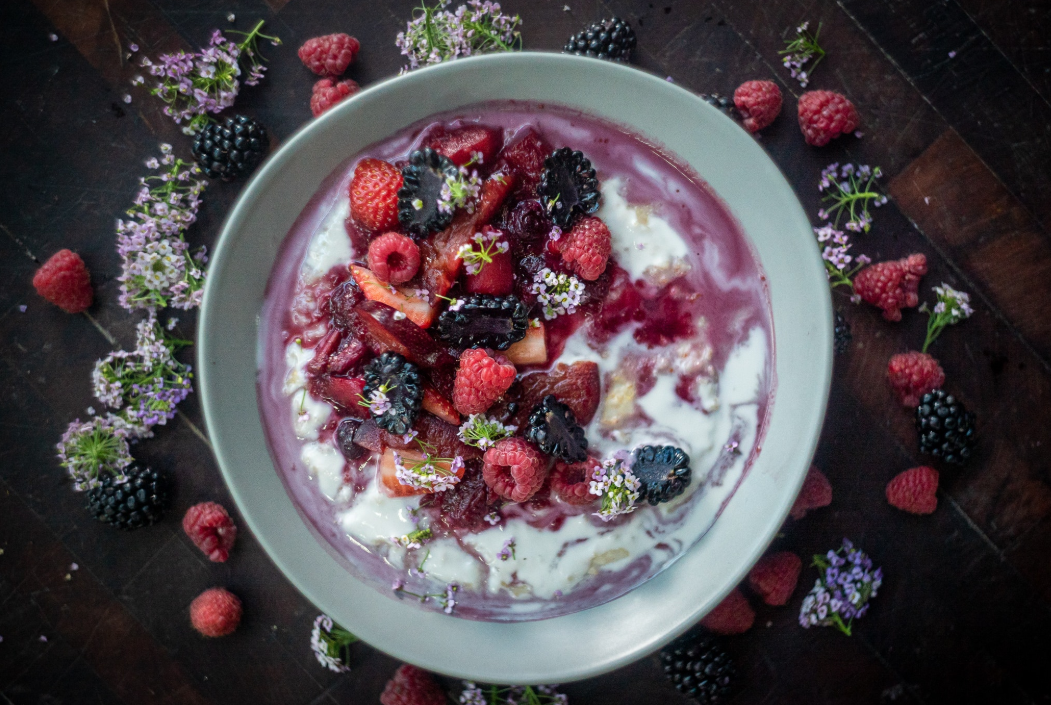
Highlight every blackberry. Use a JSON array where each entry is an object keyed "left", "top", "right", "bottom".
[
  {"left": 525, "top": 395, "right": 588, "bottom": 462},
  {"left": 563, "top": 17, "right": 637, "bottom": 62},
  {"left": 699, "top": 93, "right": 740, "bottom": 120},
  {"left": 660, "top": 633, "right": 737, "bottom": 704},
  {"left": 397, "top": 148, "right": 459, "bottom": 237},
  {"left": 833, "top": 312, "right": 852, "bottom": 354},
  {"left": 501, "top": 199, "right": 553, "bottom": 250},
  {"left": 86, "top": 466, "right": 171, "bottom": 530},
  {"left": 435, "top": 295, "right": 529, "bottom": 350},
  {"left": 915, "top": 389, "right": 977, "bottom": 466},
  {"left": 191, "top": 115, "right": 269, "bottom": 181},
  {"left": 538, "top": 148, "right": 601, "bottom": 228},
  {"left": 632, "top": 445, "right": 692, "bottom": 505},
  {"left": 362, "top": 352, "right": 423, "bottom": 435}
]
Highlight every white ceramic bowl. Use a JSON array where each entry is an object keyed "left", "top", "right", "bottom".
[{"left": 199, "top": 52, "right": 831, "bottom": 684}]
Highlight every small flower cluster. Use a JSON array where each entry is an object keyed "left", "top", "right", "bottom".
[
  {"left": 396, "top": 0, "right": 522, "bottom": 72},
  {"left": 814, "top": 222, "right": 870, "bottom": 292},
  {"left": 91, "top": 312, "right": 193, "bottom": 437},
  {"left": 460, "top": 683, "right": 569, "bottom": 705},
  {"left": 55, "top": 415, "right": 134, "bottom": 492},
  {"left": 799, "top": 539, "right": 883, "bottom": 636},
  {"left": 310, "top": 614, "right": 358, "bottom": 673},
  {"left": 589, "top": 457, "right": 641, "bottom": 522},
  {"left": 456, "top": 229, "right": 509, "bottom": 275},
  {"left": 920, "top": 284, "right": 974, "bottom": 352},
  {"left": 440, "top": 166, "right": 483, "bottom": 215},
  {"left": 117, "top": 145, "right": 209, "bottom": 311},
  {"left": 136, "top": 21, "right": 280, "bottom": 134},
  {"left": 391, "top": 527, "right": 433, "bottom": 550},
  {"left": 531, "top": 268, "right": 585, "bottom": 320},
  {"left": 393, "top": 452, "right": 465, "bottom": 492},
  {"left": 818, "top": 163, "right": 887, "bottom": 233},
  {"left": 497, "top": 537, "right": 516, "bottom": 561},
  {"left": 391, "top": 579, "right": 460, "bottom": 614},
  {"left": 779, "top": 21, "right": 826, "bottom": 87},
  {"left": 359, "top": 384, "right": 394, "bottom": 416},
  {"left": 457, "top": 414, "right": 517, "bottom": 450}
]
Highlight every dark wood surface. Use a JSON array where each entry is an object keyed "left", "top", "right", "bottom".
[{"left": 2, "top": 0, "right": 1050, "bottom": 702}]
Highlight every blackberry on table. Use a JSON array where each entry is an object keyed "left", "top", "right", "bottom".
[
  {"left": 435, "top": 295, "right": 529, "bottom": 350},
  {"left": 834, "top": 312, "right": 852, "bottom": 354},
  {"left": 699, "top": 93, "right": 740, "bottom": 120},
  {"left": 191, "top": 115, "right": 269, "bottom": 181},
  {"left": 525, "top": 395, "right": 588, "bottom": 462},
  {"left": 538, "top": 148, "right": 601, "bottom": 228},
  {"left": 632, "top": 445, "right": 692, "bottom": 505},
  {"left": 87, "top": 466, "right": 171, "bottom": 530},
  {"left": 397, "top": 148, "right": 459, "bottom": 237},
  {"left": 362, "top": 352, "right": 423, "bottom": 435},
  {"left": 564, "top": 17, "right": 637, "bottom": 62},
  {"left": 660, "top": 633, "right": 737, "bottom": 704},
  {"left": 915, "top": 389, "right": 977, "bottom": 466}
]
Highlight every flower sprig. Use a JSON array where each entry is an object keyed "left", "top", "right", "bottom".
[
  {"left": 460, "top": 682, "right": 569, "bottom": 705},
  {"left": 531, "top": 268, "right": 585, "bottom": 320},
  {"left": 392, "top": 527, "right": 434, "bottom": 549},
  {"left": 441, "top": 166, "right": 484, "bottom": 215},
  {"left": 310, "top": 614, "right": 358, "bottom": 673},
  {"left": 815, "top": 223, "right": 871, "bottom": 291},
  {"left": 589, "top": 457, "right": 641, "bottom": 522},
  {"left": 496, "top": 537, "right": 516, "bottom": 561},
  {"left": 392, "top": 579, "right": 460, "bottom": 614},
  {"left": 920, "top": 284, "right": 974, "bottom": 352},
  {"left": 458, "top": 414, "right": 517, "bottom": 450},
  {"left": 393, "top": 451, "right": 464, "bottom": 492},
  {"left": 456, "top": 230, "right": 509, "bottom": 275},
  {"left": 359, "top": 384, "right": 394, "bottom": 416},
  {"left": 779, "top": 21, "right": 826, "bottom": 87},
  {"left": 799, "top": 539, "right": 882, "bottom": 636},
  {"left": 818, "top": 163, "right": 887, "bottom": 233},
  {"left": 56, "top": 415, "right": 134, "bottom": 492},
  {"left": 396, "top": 0, "right": 522, "bottom": 72}
]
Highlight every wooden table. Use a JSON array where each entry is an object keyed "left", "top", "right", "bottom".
[{"left": 2, "top": 0, "right": 1049, "bottom": 702}]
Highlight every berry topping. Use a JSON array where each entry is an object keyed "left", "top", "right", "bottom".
[
  {"left": 182, "top": 501, "right": 238, "bottom": 562},
  {"left": 501, "top": 199, "right": 554, "bottom": 250},
  {"left": 853, "top": 253, "right": 927, "bottom": 322},
  {"left": 380, "top": 664, "right": 446, "bottom": 705},
  {"left": 797, "top": 90, "right": 860, "bottom": 146},
  {"left": 886, "top": 465, "right": 939, "bottom": 515},
  {"left": 459, "top": 227, "right": 514, "bottom": 296},
  {"left": 557, "top": 215, "right": 612, "bottom": 281},
  {"left": 499, "top": 129, "right": 548, "bottom": 198},
  {"left": 631, "top": 445, "right": 692, "bottom": 505},
  {"left": 733, "top": 79, "right": 782, "bottom": 132},
  {"left": 525, "top": 394, "right": 588, "bottom": 462},
  {"left": 350, "top": 266, "right": 438, "bottom": 329},
  {"left": 700, "top": 588, "right": 755, "bottom": 635},
  {"left": 482, "top": 437, "right": 547, "bottom": 503},
  {"left": 887, "top": 351, "right": 945, "bottom": 408},
  {"left": 551, "top": 457, "right": 600, "bottom": 505},
  {"left": 538, "top": 147, "right": 601, "bottom": 228},
  {"left": 362, "top": 352, "right": 423, "bottom": 434},
  {"left": 335, "top": 417, "right": 367, "bottom": 461},
  {"left": 33, "top": 249, "right": 93, "bottom": 313},
  {"left": 660, "top": 632, "right": 737, "bottom": 705},
  {"left": 298, "top": 33, "right": 360, "bottom": 76},
  {"left": 915, "top": 390, "right": 976, "bottom": 466},
  {"left": 310, "top": 78, "right": 359, "bottom": 117},
  {"left": 789, "top": 465, "right": 833, "bottom": 519},
  {"left": 86, "top": 465, "right": 170, "bottom": 530},
  {"left": 191, "top": 115, "right": 269, "bottom": 181},
  {"left": 427, "top": 124, "right": 503, "bottom": 167},
  {"left": 397, "top": 148, "right": 460, "bottom": 237},
  {"left": 349, "top": 158, "right": 403, "bottom": 233},
  {"left": 563, "top": 16, "right": 637, "bottom": 62},
  {"left": 453, "top": 348, "right": 516, "bottom": 416},
  {"left": 515, "top": 361, "right": 601, "bottom": 427},
  {"left": 425, "top": 463, "right": 501, "bottom": 532},
  {"left": 435, "top": 294, "right": 529, "bottom": 350},
  {"left": 190, "top": 588, "right": 242, "bottom": 638},
  {"left": 367, "top": 232, "right": 421, "bottom": 284},
  {"left": 747, "top": 551, "right": 802, "bottom": 606},
  {"left": 699, "top": 93, "right": 740, "bottom": 119},
  {"left": 326, "top": 280, "right": 364, "bottom": 330},
  {"left": 833, "top": 311, "right": 852, "bottom": 353}
]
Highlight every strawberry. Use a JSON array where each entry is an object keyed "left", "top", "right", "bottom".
[
  {"left": 700, "top": 588, "right": 755, "bottom": 635},
  {"left": 499, "top": 129, "right": 548, "bottom": 198},
  {"left": 887, "top": 351, "right": 945, "bottom": 408},
  {"left": 350, "top": 300, "right": 452, "bottom": 368},
  {"left": 350, "top": 265, "right": 437, "bottom": 328},
  {"left": 747, "top": 551, "right": 802, "bottom": 606},
  {"left": 453, "top": 348, "right": 516, "bottom": 416},
  {"left": 504, "top": 320, "right": 547, "bottom": 365},
  {"left": 377, "top": 447, "right": 464, "bottom": 497},
  {"left": 422, "top": 383, "right": 461, "bottom": 425},
  {"left": 853, "top": 253, "right": 927, "bottom": 322},
  {"left": 310, "top": 375, "right": 369, "bottom": 417},
  {"left": 789, "top": 465, "right": 833, "bottom": 519},
  {"left": 348, "top": 158, "right": 402, "bottom": 232},
  {"left": 515, "top": 361, "right": 601, "bottom": 427},
  {"left": 428, "top": 125, "right": 503, "bottom": 167},
  {"left": 886, "top": 465, "right": 939, "bottom": 515},
  {"left": 464, "top": 246, "right": 514, "bottom": 296}
]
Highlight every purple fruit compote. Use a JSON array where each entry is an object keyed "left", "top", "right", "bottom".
[{"left": 259, "top": 102, "right": 774, "bottom": 622}]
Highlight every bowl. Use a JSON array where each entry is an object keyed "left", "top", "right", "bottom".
[{"left": 199, "top": 52, "right": 831, "bottom": 684}]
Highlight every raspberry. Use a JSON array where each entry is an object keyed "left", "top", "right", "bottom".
[
  {"left": 380, "top": 664, "right": 446, "bottom": 705},
  {"left": 887, "top": 351, "right": 945, "bottom": 408},
  {"left": 789, "top": 465, "right": 832, "bottom": 520},
  {"left": 310, "top": 78, "right": 359, "bottom": 117},
  {"left": 853, "top": 253, "right": 927, "bottom": 322},
  {"left": 551, "top": 457, "right": 599, "bottom": 505},
  {"left": 700, "top": 588, "right": 754, "bottom": 635},
  {"left": 453, "top": 348, "right": 516, "bottom": 415},
  {"left": 368, "top": 232, "right": 421, "bottom": 284},
  {"left": 483, "top": 437, "right": 546, "bottom": 503},
  {"left": 32, "top": 249, "right": 93, "bottom": 313},
  {"left": 182, "top": 502, "right": 238, "bottom": 563},
  {"left": 298, "top": 33, "right": 360, "bottom": 77},
  {"left": 349, "top": 158, "right": 402, "bottom": 233},
  {"left": 557, "top": 216, "right": 611, "bottom": 281},
  {"left": 733, "top": 80, "right": 782, "bottom": 133},
  {"left": 797, "top": 90, "right": 860, "bottom": 147},
  {"left": 747, "top": 551, "right": 802, "bottom": 606},
  {"left": 886, "top": 465, "right": 939, "bottom": 515},
  {"left": 189, "top": 587, "right": 242, "bottom": 637}
]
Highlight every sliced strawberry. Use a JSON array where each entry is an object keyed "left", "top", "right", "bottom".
[
  {"left": 464, "top": 248, "right": 514, "bottom": 295},
  {"left": 350, "top": 265, "right": 437, "bottom": 328},
  {"left": 326, "top": 335, "right": 366, "bottom": 375},
  {"left": 351, "top": 300, "right": 453, "bottom": 368},
  {"left": 311, "top": 375, "right": 368, "bottom": 417},
  {"left": 428, "top": 125, "right": 503, "bottom": 167},
  {"left": 423, "top": 383, "right": 461, "bottom": 425},
  {"left": 306, "top": 328, "right": 342, "bottom": 377},
  {"left": 504, "top": 321, "right": 547, "bottom": 366},
  {"left": 499, "top": 129, "right": 548, "bottom": 198},
  {"left": 514, "top": 361, "right": 601, "bottom": 427},
  {"left": 377, "top": 447, "right": 465, "bottom": 497},
  {"left": 474, "top": 170, "right": 516, "bottom": 224},
  {"left": 351, "top": 418, "right": 385, "bottom": 453}
]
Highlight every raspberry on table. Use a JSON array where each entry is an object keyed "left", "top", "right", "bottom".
[
  {"left": 32, "top": 249, "right": 93, "bottom": 313},
  {"left": 886, "top": 465, "right": 939, "bottom": 514},
  {"left": 298, "top": 33, "right": 360, "bottom": 77},
  {"left": 380, "top": 664, "right": 446, "bottom": 705},
  {"left": 747, "top": 551, "right": 802, "bottom": 606},
  {"left": 558, "top": 216, "right": 611, "bottom": 281},
  {"left": 853, "top": 253, "right": 927, "bottom": 321},
  {"left": 452, "top": 348, "right": 516, "bottom": 416},
  {"left": 733, "top": 80, "right": 782, "bottom": 133},
  {"left": 797, "top": 90, "right": 860, "bottom": 146},
  {"left": 789, "top": 465, "right": 832, "bottom": 519},
  {"left": 310, "top": 78, "right": 359, "bottom": 117},
  {"left": 182, "top": 501, "right": 238, "bottom": 563},
  {"left": 700, "top": 588, "right": 755, "bottom": 635},
  {"left": 887, "top": 351, "right": 945, "bottom": 408},
  {"left": 482, "top": 437, "right": 546, "bottom": 503},
  {"left": 551, "top": 457, "right": 600, "bottom": 505},
  {"left": 349, "top": 158, "right": 403, "bottom": 233},
  {"left": 368, "top": 232, "right": 420, "bottom": 284},
  {"left": 190, "top": 587, "right": 242, "bottom": 637}
]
